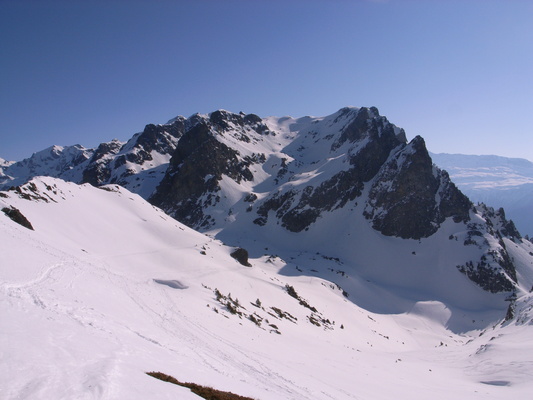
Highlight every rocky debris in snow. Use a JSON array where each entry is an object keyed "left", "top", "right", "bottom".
[
  {"left": 1, "top": 205, "right": 34, "bottom": 230},
  {"left": 230, "top": 247, "right": 251, "bottom": 267}
]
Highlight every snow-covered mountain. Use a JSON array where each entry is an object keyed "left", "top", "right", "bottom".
[
  {"left": 431, "top": 152, "right": 533, "bottom": 237},
  {"left": 0, "top": 157, "right": 13, "bottom": 168},
  {"left": 145, "top": 107, "right": 524, "bottom": 295},
  {"left": 0, "top": 118, "right": 190, "bottom": 198},
  {"left": 2, "top": 176, "right": 533, "bottom": 399},
  {"left": 0, "top": 145, "right": 94, "bottom": 188},
  {"left": 2, "top": 106, "right": 533, "bottom": 398},
  {"left": 2, "top": 106, "right": 530, "bottom": 296},
  {"left": 2, "top": 108, "right": 531, "bottom": 240}
]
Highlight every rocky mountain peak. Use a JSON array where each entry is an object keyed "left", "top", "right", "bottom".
[
  {"left": 146, "top": 107, "right": 471, "bottom": 240},
  {"left": 2, "top": 105, "right": 530, "bottom": 298},
  {"left": 149, "top": 120, "right": 256, "bottom": 228},
  {"left": 364, "top": 135, "right": 471, "bottom": 239},
  {"left": 330, "top": 106, "right": 406, "bottom": 151},
  {"left": 207, "top": 110, "right": 272, "bottom": 140}
]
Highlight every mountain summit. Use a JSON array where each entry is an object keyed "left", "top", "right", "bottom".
[
  {"left": 148, "top": 107, "right": 470, "bottom": 240},
  {"left": 1, "top": 106, "right": 529, "bottom": 300}
]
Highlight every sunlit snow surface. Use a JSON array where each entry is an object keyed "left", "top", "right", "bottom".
[{"left": 1, "top": 177, "right": 533, "bottom": 399}]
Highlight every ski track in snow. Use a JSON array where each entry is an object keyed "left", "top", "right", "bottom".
[
  {"left": 119, "top": 269, "right": 318, "bottom": 399},
  {"left": 1, "top": 251, "right": 311, "bottom": 399}
]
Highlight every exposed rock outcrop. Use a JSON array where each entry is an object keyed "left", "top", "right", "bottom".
[
  {"left": 150, "top": 121, "right": 256, "bottom": 228},
  {"left": 364, "top": 136, "right": 471, "bottom": 239},
  {"left": 2, "top": 205, "right": 34, "bottom": 230}
]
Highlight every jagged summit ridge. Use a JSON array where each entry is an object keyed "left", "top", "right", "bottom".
[
  {"left": 147, "top": 106, "right": 469, "bottom": 241},
  {"left": 149, "top": 106, "right": 412, "bottom": 232},
  {"left": 1, "top": 106, "right": 530, "bottom": 297},
  {"left": 0, "top": 144, "right": 93, "bottom": 188}
]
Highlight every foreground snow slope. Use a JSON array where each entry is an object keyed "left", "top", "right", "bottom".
[{"left": 1, "top": 177, "right": 533, "bottom": 399}]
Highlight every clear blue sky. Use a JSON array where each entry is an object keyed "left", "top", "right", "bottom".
[{"left": 1, "top": 0, "right": 532, "bottom": 162}]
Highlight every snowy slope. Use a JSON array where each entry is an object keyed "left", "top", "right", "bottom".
[
  {"left": 2, "top": 177, "right": 533, "bottom": 399},
  {"left": 431, "top": 152, "right": 533, "bottom": 236}
]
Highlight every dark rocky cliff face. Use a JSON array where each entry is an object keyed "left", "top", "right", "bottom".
[
  {"left": 149, "top": 122, "right": 255, "bottom": 228},
  {"left": 148, "top": 107, "right": 474, "bottom": 239},
  {"left": 364, "top": 136, "right": 471, "bottom": 239},
  {"left": 254, "top": 108, "right": 406, "bottom": 232}
]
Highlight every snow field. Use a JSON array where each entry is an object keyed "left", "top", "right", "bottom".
[{"left": 1, "top": 177, "right": 533, "bottom": 399}]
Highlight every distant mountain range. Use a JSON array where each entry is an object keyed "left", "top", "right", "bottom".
[{"left": 2, "top": 106, "right": 533, "bottom": 398}]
